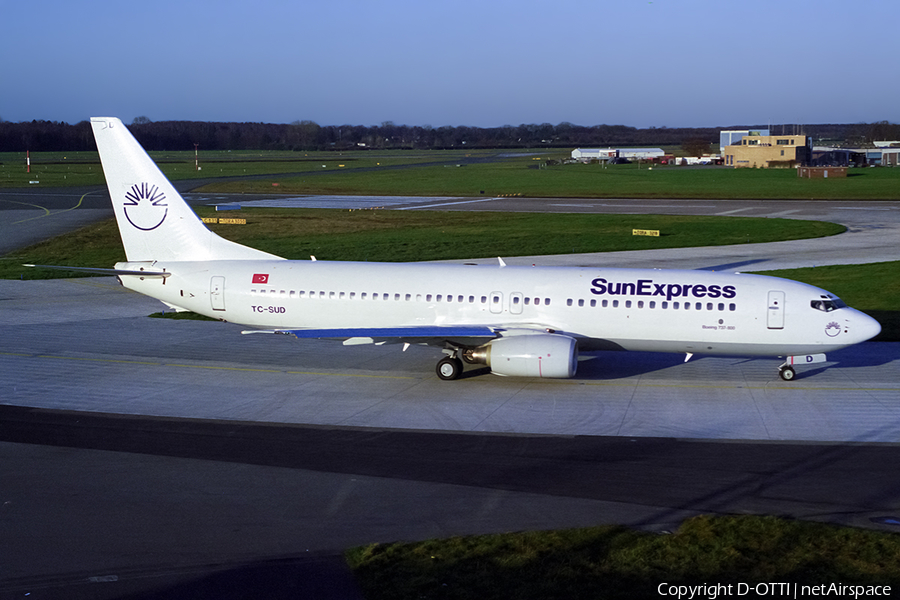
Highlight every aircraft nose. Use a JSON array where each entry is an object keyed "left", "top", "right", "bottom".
[{"left": 853, "top": 310, "right": 881, "bottom": 343}]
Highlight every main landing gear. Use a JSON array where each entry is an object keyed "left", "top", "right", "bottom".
[
  {"left": 437, "top": 346, "right": 482, "bottom": 381},
  {"left": 436, "top": 356, "right": 463, "bottom": 381}
]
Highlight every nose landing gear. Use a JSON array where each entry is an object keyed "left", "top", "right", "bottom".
[
  {"left": 778, "top": 353, "right": 827, "bottom": 381},
  {"left": 779, "top": 365, "right": 796, "bottom": 381}
]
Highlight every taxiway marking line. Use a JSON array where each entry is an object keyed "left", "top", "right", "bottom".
[
  {"left": 9, "top": 191, "right": 91, "bottom": 225},
  {"left": 396, "top": 198, "right": 499, "bottom": 210}
]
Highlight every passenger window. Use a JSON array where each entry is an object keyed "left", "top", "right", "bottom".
[
  {"left": 524, "top": 297, "right": 531, "bottom": 305},
  {"left": 361, "top": 292, "right": 367, "bottom": 299},
  {"left": 718, "top": 303, "right": 724, "bottom": 311},
  {"left": 545, "top": 298, "right": 551, "bottom": 306},
  {"left": 468, "top": 296, "right": 475, "bottom": 303},
  {"left": 706, "top": 303, "right": 713, "bottom": 310},
  {"left": 626, "top": 300, "right": 632, "bottom": 308},
  {"left": 567, "top": 299, "right": 573, "bottom": 307},
  {"left": 383, "top": 293, "right": 389, "bottom": 300},
  {"left": 661, "top": 302, "right": 667, "bottom": 309},
  {"left": 427, "top": 294, "right": 433, "bottom": 302},
  {"left": 612, "top": 300, "right": 619, "bottom": 308},
  {"left": 729, "top": 303, "right": 736, "bottom": 311},
  {"left": 458, "top": 296, "right": 464, "bottom": 303},
  {"left": 290, "top": 290, "right": 296, "bottom": 298},
  {"left": 394, "top": 293, "right": 400, "bottom": 301},
  {"left": 637, "top": 301, "right": 644, "bottom": 309},
  {"left": 339, "top": 292, "right": 345, "bottom": 299},
  {"left": 437, "top": 295, "right": 442, "bottom": 302},
  {"left": 513, "top": 296, "right": 520, "bottom": 305},
  {"left": 578, "top": 299, "right": 584, "bottom": 307},
  {"left": 405, "top": 294, "right": 411, "bottom": 301},
  {"left": 649, "top": 301, "right": 656, "bottom": 309},
  {"left": 481, "top": 296, "right": 487, "bottom": 303},
  {"left": 602, "top": 300, "right": 608, "bottom": 308},
  {"left": 590, "top": 299, "right": 596, "bottom": 307},
  {"left": 695, "top": 302, "right": 702, "bottom": 310},
  {"left": 535, "top": 298, "right": 541, "bottom": 306}
]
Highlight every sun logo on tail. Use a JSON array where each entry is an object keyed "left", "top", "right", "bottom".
[{"left": 124, "top": 183, "right": 168, "bottom": 230}]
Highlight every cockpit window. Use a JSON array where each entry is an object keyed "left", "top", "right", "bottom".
[{"left": 810, "top": 297, "right": 847, "bottom": 312}]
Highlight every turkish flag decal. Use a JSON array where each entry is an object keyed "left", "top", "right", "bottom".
[{"left": 252, "top": 273, "right": 269, "bottom": 284}]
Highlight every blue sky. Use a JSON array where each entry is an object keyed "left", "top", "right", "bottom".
[{"left": 3, "top": 0, "right": 897, "bottom": 128}]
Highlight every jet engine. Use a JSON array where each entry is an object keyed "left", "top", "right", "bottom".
[{"left": 466, "top": 334, "right": 578, "bottom": 378}]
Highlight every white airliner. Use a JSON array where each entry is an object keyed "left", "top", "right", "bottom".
[{"left": 58, "top": 117, "right": 882, "bottom": 381}]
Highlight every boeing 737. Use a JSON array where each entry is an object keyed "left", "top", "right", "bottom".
[{"left": 47, "top": 117, "right": 881, "bottom": 381}]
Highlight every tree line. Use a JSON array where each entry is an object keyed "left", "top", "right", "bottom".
[{"left": 0, "top": 117, "right": 896, "bottom": 153}]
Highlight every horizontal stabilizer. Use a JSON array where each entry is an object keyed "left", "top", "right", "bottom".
[{"left": 24, "top": 264, "right": 171, "bottom": 278}]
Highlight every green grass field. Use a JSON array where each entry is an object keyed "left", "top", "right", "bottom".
[
  {"left": 346, "top": 515, "right": 900, "bottom": 600},
  {"left": 1, "top": 208, "right": 844, "bottom": 278},
  {"left": 0, "top": 148, "right": 501, "bottom": 188},
  {"left": 197, "top": 158, "right": 900, "bottom": 200},
  {"left": 4, "top": 148, "right": 900, "bottom": 199}
]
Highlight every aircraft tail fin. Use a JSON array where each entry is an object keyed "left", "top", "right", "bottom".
[{"left": 90, "top": 117, "right": 282, "bottom": 263}]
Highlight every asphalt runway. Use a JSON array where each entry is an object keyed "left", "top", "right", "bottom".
[{"left": 1, "top": 191, "right": 899, "bottom": 597}]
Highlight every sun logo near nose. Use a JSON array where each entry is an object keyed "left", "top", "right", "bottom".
[
  {"left": 123, "top": 183, "right": 168, "bottom": 230},
  {"left": 825, "top": 321, "right": 841, "bottom": 337}
]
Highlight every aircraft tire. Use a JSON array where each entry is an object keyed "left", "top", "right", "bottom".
[
  {"left": 437, "top": 357, "right": 463, "bottom": 381},
  {"left": 779, "top": 366, "right": 796, "bottom": 381}
]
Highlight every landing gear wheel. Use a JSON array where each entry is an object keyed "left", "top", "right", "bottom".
[
  {"left": 779, "top": 366, "right": 796, "bottom": 381},
  {"left": 437, "top": 357, "right": 463, "bottom": 381}
]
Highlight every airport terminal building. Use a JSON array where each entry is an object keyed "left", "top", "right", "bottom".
[{"left": 723, "top": 134, "right": 811, "bottom": 168}]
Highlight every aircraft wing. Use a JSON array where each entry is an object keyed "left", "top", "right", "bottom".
[{"left": 242, "top": 325, "right": 499, "bottom": 346}]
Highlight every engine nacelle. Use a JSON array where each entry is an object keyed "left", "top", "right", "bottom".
[{"left": 472, "top": 334, "right": 578, "bottom": 378}]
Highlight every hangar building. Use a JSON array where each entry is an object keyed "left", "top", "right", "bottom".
[{"left": 571, "top": 148, "right": 665, "bottom": 162}]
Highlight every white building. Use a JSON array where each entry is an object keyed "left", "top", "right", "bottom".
[
  {"left": 571, "top": 148, "right": 617, "bottom": 161},
  {"left": 571, "top": 148, "right": 664, "bottom": 161}
]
